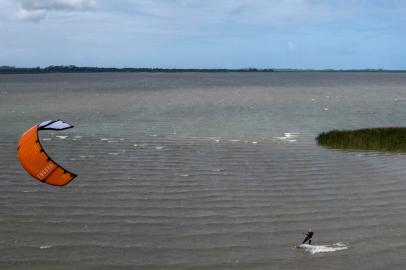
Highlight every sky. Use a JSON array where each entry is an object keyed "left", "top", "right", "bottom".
[{"left": 0, "top": 0, "right": 405, "bottom": 69}]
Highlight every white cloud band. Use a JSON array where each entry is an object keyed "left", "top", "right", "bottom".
[
  {"left": 19, "top": 0, "right": 96, "bottom": 11},
  {"left": 13, "top": 0, "right": 96, "bottom": 21}
]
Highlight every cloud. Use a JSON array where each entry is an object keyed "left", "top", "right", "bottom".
[
  {"left": 104, "top": 0, "right": 353, "bottom": 41},
  {"left": 12, "top": 0, "right": 96, "bottom": 21},
  {"left": 119, "top": 0, "right": 342, "bottom": 25},
  {"left": 19, "top": 0, "right": 96, "bottom": 11},
  {"left": 15, "top": 7, "right": 46, "bottom": 22}
]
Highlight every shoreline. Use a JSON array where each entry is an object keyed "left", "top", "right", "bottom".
[{"left": 1, "top": 66, "right": 406, "bottom": 74}]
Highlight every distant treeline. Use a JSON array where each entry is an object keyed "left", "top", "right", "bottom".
[
  {"left": 0, "top": 65, "right": 274, "bottom": 74},
  {"left": 2, "top": 66, "right": 405, "bottom": 74}
]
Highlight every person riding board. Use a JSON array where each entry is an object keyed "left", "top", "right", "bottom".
[{"left": 302, "top": 229, "right": 314, "bottom": 245}]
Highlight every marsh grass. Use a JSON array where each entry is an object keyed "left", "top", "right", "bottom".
[{"left": 316, "top": 127, "right": 406, "bottom": 152}]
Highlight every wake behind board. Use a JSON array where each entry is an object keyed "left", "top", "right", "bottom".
[{"left": 296, "top": 243, "right": 348, "bottom": 254}]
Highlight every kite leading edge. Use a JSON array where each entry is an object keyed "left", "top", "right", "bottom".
[{"left": 17, "top": 120, "right": 77, "bottom": 186}]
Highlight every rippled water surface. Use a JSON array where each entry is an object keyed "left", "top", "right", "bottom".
[{"left": 1, "top": 72, "right": 406, "bottom": 269}]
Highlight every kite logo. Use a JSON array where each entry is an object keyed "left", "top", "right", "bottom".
[{"left": 37, "top": 163, "right": 55, "bottom": 179}]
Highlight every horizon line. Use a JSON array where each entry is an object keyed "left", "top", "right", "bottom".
[{"left": 1, "top": 65, "right": 406, "bottom": 73}]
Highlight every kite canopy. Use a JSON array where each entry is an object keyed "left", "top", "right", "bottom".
[{"left": 17, "top": 120, "right": 77, "bottom": 186}]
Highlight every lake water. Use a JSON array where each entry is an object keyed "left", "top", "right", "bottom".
[{"left": 0, "top": 72, "right": 406, "bottom": 269}]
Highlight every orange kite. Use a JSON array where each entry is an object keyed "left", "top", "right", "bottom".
[{"left": 17, "top": 120, "right": 77, "bottom": 186}]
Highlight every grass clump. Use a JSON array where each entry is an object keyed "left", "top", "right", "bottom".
[{"left": 316, "top": 127, "right": 406, "bottom": 152}]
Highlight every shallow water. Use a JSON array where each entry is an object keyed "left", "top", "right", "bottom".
[{"left": 1, "top": 72, "right": 406, "bottom": 269}]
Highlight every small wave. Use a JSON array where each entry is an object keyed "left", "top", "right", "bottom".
[
  {"left": 243, "top": 140, "right": 259, "bottom": 144},
  {"left": 40, "top": 245, "right": 52, "bottom": 249},
  {"left": 274, "top": 137, "right": 288, "bottom": 140},
  {"left": 56, "top": 136, "right": 67, "bottom": 139},
  {"left": 274, "top": 132, "right": 299, "bottom": 142},
  {"left": 298, "top": 243, "right": 348, "bottom": 254},
  {"left": 284, "top": 132, "right": 299, "bottom": 138}
]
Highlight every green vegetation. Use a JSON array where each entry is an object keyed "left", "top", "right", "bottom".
[
  {"left": 316, "top": 127, "right": 406, "bottom": 152},
  {"left": 0, "top": 65, "right": 274, "bottom": 74}
]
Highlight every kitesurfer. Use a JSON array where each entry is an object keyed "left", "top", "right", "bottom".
[{"left": 302, "top": 229, "right": 313, "bottom": 245}]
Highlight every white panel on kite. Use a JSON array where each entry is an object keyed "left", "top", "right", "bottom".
[
  {"left": 39, "top": 120, "right": 74, "bottom": 131},
  {"left": 39, "top": 120, "right": 53, "bottom": 128}
]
